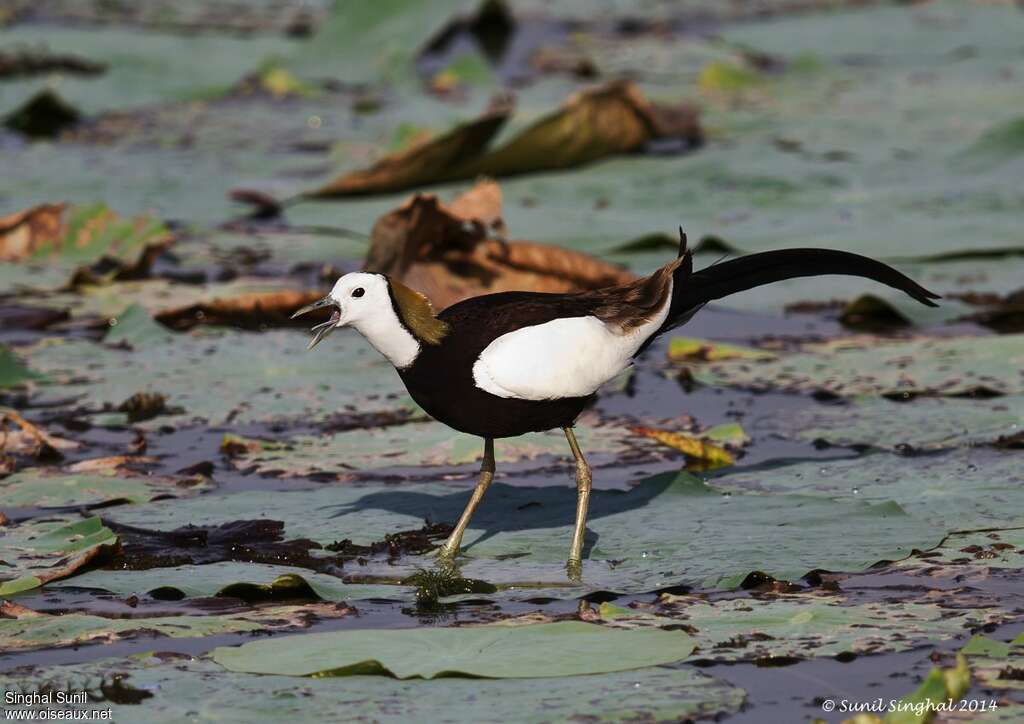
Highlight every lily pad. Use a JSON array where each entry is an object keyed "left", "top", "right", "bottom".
[
  {"left": 0, "top": 470, "right": 207, "bottom": 508},
  {"left": 0, "top": 599, "right": 350, "bottom": 651},
  {"left": 54, "top": 561, "right": 410, "bottom": 602},
  {"left": 24, "top": 326, "right": 413, "bottom": 428},
  {"left": 0, "top": 654, "right": 746, "bottom": 722},
  {"left": 601, "top": 597, "right": 1005, "bottom": 662},
  {"left": 696, "top": 334, "right": 1024, "bottom": 398},
  {"left": 0, "top": 344, "right": 43, "bottom": 387},
  {"left": 759, "top": 395, "right": 1024, "bottom": 451},
  {"left": 229, "top": 420, "right": 636, "bottom": 475},
  {"left": 213, "top": 621, "right": 695, "bottom": 678},
  {"left": 107, "top": 471, "right": 943, "bottom": 593},
  {"left": 713, "top": 449, "right": 1024, "bottom": 532},
  {"left": 0, "top": 516, "right": 117, "bottom": 596}
]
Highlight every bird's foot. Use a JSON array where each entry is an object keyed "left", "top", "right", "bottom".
[
  {"left": 565, "top": 558, "right": 583, "bottom": 584},
  {"left": 431, "top": 542, "right": 461, "bottom": 564}
]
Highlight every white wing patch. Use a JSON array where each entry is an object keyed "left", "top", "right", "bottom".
[{"left": 472, "top": 287, "right": 671, "bottom": 401}]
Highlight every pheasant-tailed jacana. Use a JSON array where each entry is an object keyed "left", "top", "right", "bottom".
[{"left": 293, "top": 231, "right": 939, "bottom": 578}]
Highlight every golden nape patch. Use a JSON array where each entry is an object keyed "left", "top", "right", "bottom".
[{"left": 389, "top": 277, "right": 450, "bottom": 345}]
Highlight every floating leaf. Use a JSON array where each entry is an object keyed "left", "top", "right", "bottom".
[
  {"left": 155, "top": 289, "right": 325, "bottom": 331},
  {"left": 839, "top": 293, "right": 969, "bottom": 331},
  {"left": 364, "top": 181, "right": 634, "bottom": 310},
  {"left": 53, "top": 561, "right": 408, "bottom": 603},
  {"left": 307, "top": 81, "right": 701, "bottom": 197},
  {"left": 629, "top": 426, "right": 735, "bottom": 469},
  {"left": 667, "top": 337, "right": 774, "bottom": 363},
  {"left": 845, "top": 654, "right": 970, "bottom": 724},
  {"left": 714, "top": 450, "right": 1024, "bottom": 532},
  {"left": 0, "top": 469, "right": 204, "bottom": 509},
  {"left": 0, "top": 202, "right": 172, "bottom": 286},
  {"left": 0, "top": 516, "right": 118, "bottom": 596},
  {"left": 213, "top": 621, "right": 695, "bottom": 678},
  {"left": 104, "top": 304, "right": 173, "bottom": 346},
  {"left": 697, "top": 334, "right": 1024, "bottom": 398},
  {"left": 0, "top": 599, "right": 351, "bottom": 651},
  {"left": 108, "top": 472, "right": 943, "bottom": 594},
  {"left": 602, "top": 597, "right": 1002, "bottom": 662},
  {"left": 307, "top": 99, "right": 512, "bottom": 197},
  {"left": 0, "top": 345, "right": 43, "bottom": 388},
  {"left": 3, "top": 89, "right": 80, "bottom": 138},
  {"left": 2, "top": 653, "right": 745, "bottom": 722},
  {"left": 761, "top": 395, "right": 1024, "bottom": 451}
]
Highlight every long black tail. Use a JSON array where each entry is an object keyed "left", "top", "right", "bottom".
[{"left": 667, "top": 245, "right": 940, "bottom": 329}]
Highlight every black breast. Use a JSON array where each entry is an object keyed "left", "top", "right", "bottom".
[{"left": 397, "top": 292, "right": 598, "bottom": 439}]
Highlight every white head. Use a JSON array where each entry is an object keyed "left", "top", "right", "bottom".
[{"left": 292, "top": 272, "right": 447, "bottom": 370}]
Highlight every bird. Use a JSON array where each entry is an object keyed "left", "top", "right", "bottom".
[{"left": 293, "top": 231, "right": 939, "bottom": 579}]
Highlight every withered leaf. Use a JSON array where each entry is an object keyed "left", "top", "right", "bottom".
[
  {"left": 307, "top": 97, "right": 513, "bottom": 197},
  {"left": 0, "top": 202, "right": 173, "bottom": 286},
  {"left": 364, "top": 181, "right": 634, "bottom": 310},
  {"left": 306, "top": 81, "right": 701, "bottom": 198},
  {"left": 155, "top": 289, "right": 327, "bottom": 331},
  {"left": 0, "top": 203, "right": 67, "bottom": 262},
  {"left": 3, "top": 89, "right": 80, "bottom": 138}
]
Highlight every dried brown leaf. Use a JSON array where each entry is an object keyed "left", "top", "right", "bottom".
[
  {"left": 156, "top": 289, "right": 327, "bottom": 331},
  {"left": 364, "top": 182, "right": 634, "bottom": 310},
  {"left": 0, "top": 203, "right": 67, "bottom": 262},
  {"left": 0, "top": 409, "right": 80, "bottom": 460},
  {"left": 307, "top": 98, "right": 513, "bottom": 197},
  {"left": 307, "top": 82, "right": 701, "bottom": 197}
]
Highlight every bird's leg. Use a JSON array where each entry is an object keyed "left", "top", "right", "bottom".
[
  {"left": 437, "top": 438, "right": 495, "bottom": 561},
  {"left": 564, "top": 427, "right": 592, "bottom": 582}
]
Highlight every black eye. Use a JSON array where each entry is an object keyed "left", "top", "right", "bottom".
[{"left": 352, "top": 287, "right": 365, "bottom": 298}]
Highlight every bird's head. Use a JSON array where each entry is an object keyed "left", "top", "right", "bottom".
[{"left": 292, "top": 272, "right": 448, "bottom": 367}]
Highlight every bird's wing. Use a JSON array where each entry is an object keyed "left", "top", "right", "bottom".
[{"left": 471, "top": 298, "right": 671, "bottom": 401}]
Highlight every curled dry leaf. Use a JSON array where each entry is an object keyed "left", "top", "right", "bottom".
[
  {"left": 306, "top": 81, "right": 701, "bottom": 198},
  {"left": 461, "top": 80, "right": 702, "bottom": 178},
  {"left": 0, "top": 202, "right": 173, "bottom": 285},
  {"left": 156, "top": 289, "right": 327, "bottom": 331},
  {"left": 3, "top": 89, "right": 80, "bottom": 139},
  {"left": 629, "top": 426, "right": 735, "bottom": 470},
  {"left": 0, "top": 203, "right": 67, "bottom": 262},
  {"left": 364, "top": 180, "right": 635, "bottom": 309},
  {"left": 0, "top": 408, "right": 80, "bottom": 461},
  {"left": 668, "top": 337, "right": 775, "bottom": 363},
  {"left": 65, "top": 456, "right": 158, "bottom": 474},
  {"left": 308, "top": 96, "right": 514, "bottom": 197}
]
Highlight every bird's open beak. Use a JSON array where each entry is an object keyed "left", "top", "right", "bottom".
[{"left": 291, "top": 296, "right": 342, "bottom": 350}]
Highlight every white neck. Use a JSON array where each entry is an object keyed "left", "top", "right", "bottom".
[{"left": 352, "top": 307, "right": 421, "bottom": 369}]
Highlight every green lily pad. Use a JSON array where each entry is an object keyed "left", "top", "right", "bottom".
[
  {"left": 24, "top": 326, "right": 412, "bottom": 428},
  {"left": 0, "top": 654, "right": 746, "bottom": 722},
  {"left": 230, "top": 420, "right": 636, "bottom": 475},
  {"left": 0, "top": 25, "right": 298, "bottom": 115},
  {"left": 896, "top": 528, "right": 1024, "bottom": 572},
  {"left": 105, "top": 304, "right": 173, "bottom": 346},
  {"left": 213, "top": 621, "right": 695, "bottom": 678},
  {"left": 961, "top": 633, "right": 1024, "bottom": 692},
  {"left": 55, "top": 561, "right": 411, "bottom": 602},
  {"left": 0, "top": 470, "right": 206, "bottom": 508},
  {"left": 760, "top": 395, "right": 1024, "bottom": 451},
  {"left": 0, "top": 609, "right": 260, "bottom": 651},
  {"left": 0, "top": 601, "right": 353, "bottom": 651},
  {"left": 107, "top": 471, "right": 943, "bottom": 593},
  {"left": 713, "top": 450, "right": 1024, "bottom": 532},
  {"left": 0, "top": 516, "right": 117, "bottom": 596},
  {"left": 601, "top": 597, "right": 1004, "bottom": 661},
  {"left": 0, "top": 344, "right": 43, "bottom": 387},
  {"left": 882, "top": 653, "right": 971, "bottom": 724},
  {"left": 696, "top": 334, "right": 1024, "bottom": 398}
]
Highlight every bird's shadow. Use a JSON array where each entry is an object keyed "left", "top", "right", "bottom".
[{"left": 329, "top": 472, "right": 688, "bottom": 560}]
